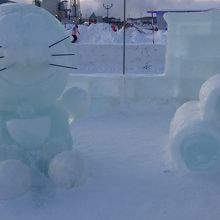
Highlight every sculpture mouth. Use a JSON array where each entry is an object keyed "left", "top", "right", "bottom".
[{"left": 0, "top": 69, "right": 57, "bottom": 87}]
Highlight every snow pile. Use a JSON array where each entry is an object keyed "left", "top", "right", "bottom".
[
  {"left": 66, "top": 23, "right": 166, "bottom": 44},
  {"left": 169, "top": 74, "right": 220, "bottom": 171}
]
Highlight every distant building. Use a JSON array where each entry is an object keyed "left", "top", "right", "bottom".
[
  {"left": 103, "top": 16, "right": 120, "bottom": 24},
  {"left": 38, "top": 0, "right": 81, "bottom": 22},
  {"left": 33, "top": 0, "right": 41, "bottom": 7},
  {"left": 41, "top": 0, "right": 60, "bottom": 17},
  {"left": 128, "top": 16, "right": 156, "bottom": 25},
  {"left": 89, "top": 12, "right": 97, "bottom": 24},
  {"left": 0, "top": 0, "right": 14, "bottom": 4},
  {"left": 97, "top": 16, "right": 104, "bottom": 23},
  {"left": 70, "top": 0, "right": 81, "bottom": 18}
]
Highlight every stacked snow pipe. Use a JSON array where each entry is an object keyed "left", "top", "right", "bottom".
[
  {"left": 199, "top": 74, "right": 220, "bottom": 124},
  {"left": 169, "top": 74, "right": 220, "bottom": 171}
]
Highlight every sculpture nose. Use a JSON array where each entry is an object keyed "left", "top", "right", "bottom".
[{"left": 4, "top": 44, "right": 50, "bottom": 69}]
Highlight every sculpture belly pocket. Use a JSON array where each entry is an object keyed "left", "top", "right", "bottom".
[{"left": 6, "top": 116, "right": 51, "bottom": 149}]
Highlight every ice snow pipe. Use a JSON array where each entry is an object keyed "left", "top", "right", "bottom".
[
  {"left": 0, "top": 3, "right": 90, "bottom": 200},
  {"left": 168, "top": 74, "right": 220, "bottom": 171}
]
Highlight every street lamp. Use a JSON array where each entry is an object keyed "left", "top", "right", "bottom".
[{"left": 103, "top": 3, "right": 113, "bottom": 18}]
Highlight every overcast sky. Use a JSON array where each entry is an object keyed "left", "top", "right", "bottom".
[{"left": 17, "top": 0, "right": 220, "bottom": 18}]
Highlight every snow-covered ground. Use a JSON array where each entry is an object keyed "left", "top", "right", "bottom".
[
  {"left": 71, "top": 44, "right": 165, "bottom": 74},
  {"left": 1, "top": 104, "right": 220, "bottom": 220}
]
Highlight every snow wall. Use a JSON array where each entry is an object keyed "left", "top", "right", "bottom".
[
  {"left": 68, "top": 11, "right": 220, "bottom": 107},
  {"left": 71, "top": 44, "right": 165, "bottom": 75}
]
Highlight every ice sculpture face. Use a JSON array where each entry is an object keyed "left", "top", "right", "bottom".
[{"left": 0, "top": 4, "right": 71, "bottom": 109}]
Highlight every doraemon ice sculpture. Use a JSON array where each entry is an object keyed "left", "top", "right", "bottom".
[{"left": 0, "top": 3, "right": 89, "bottom": 199}]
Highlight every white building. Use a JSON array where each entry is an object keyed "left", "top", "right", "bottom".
[
  {"left": 38, "top": 0, "right": 81, "bottom": 20},
  {"left": 70, "top": 0, "right": 81, "bottom": 18},
  {"left": 41, "top": 0, "right": 60, "bottom": 16}
]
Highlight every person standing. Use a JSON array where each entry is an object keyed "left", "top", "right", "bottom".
[{"left": 72, "top": 24, "right": 80, "bottom": 43}]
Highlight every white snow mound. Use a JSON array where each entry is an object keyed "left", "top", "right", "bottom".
[{"left": 67, "top": 23, "right": 166, "bottom": 44}]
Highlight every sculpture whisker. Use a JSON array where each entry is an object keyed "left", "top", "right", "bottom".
[
  {"left": 0, "top": 67, "right": 8, "bottom": 72},
  {"left": 49, "top": 36, "right": 70, "bottom": 48},
  {"left": 51, "top": 54, "right": 75, "bottom": 56},
  {"left": 50, "top": 63, "right": 78, "bottom": 70}
]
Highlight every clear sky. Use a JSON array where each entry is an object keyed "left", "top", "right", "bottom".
[{"left": 17, "top": 0, "right": 220, "bottom": 18}]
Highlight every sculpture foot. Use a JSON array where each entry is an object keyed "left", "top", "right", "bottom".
[
  {"left": 48, "top": 150, "right": 84, "bottom": 188},
  {"left": 0, "top": 160, "right": 31, "bottom": 200}
]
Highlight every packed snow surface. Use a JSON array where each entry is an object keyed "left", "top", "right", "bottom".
[
  {"left": 1, "top": 104, "right": 220, "bottom": 220},
  {"left": 71, "top": 44, "right": 166, "bottom": 74}
]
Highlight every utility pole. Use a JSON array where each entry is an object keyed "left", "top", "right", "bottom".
[
  {"left": 123, "top": 0, "right": 126, "bottom": 75},
  {"left": 70, "top": 0, "right": 81, "bottom": 18},
  {"left": 103, "top": 3, "right": 113, "bottom": 18},
  {"left": 73, "top": 0, "right": 77, "bottom": 17}
]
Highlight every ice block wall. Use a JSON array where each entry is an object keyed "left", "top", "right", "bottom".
[
  {"left": 164, "top": 11, "right": 220, "bottom": 100},
  {"left": 69, "top": 10, "right": 220, "bottom": 104}
]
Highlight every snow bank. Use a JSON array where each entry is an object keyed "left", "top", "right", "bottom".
[{"left": 66, "top": 23, "right": 167, "bottom": 44}]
